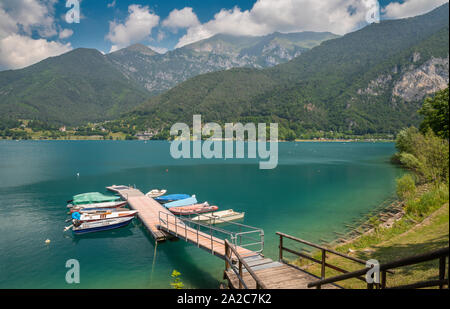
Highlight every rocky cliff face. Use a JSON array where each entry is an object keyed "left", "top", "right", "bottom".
[
  {"left": 107, "top": 32, "right": 338, "bottom": 95},
  {"left": 393, "top": 56, "right": 449, "bottom": 102},
  {"left": 357, "top": 53, "right": 449, "bottom": 103}
]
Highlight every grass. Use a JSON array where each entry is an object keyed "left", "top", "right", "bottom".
[{"left": 292, "top": 186, "right": 449, "bottom": 289}]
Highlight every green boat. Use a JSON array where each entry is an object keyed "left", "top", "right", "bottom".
[{"left": 68, "top": 192, "right": 122, "bottom": 208}]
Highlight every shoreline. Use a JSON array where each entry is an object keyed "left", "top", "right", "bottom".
[
  {"left": 330, "top": 199, "right": 405, "bottom": 248},
  {"left": 1, "top": 138, "right": 395, "bottom": 142}
]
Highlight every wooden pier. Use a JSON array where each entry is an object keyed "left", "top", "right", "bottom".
[
  {"left": 106, "top": 185, "right": 357, "bottom": 289},
  {"left": 108, "top": 185, "right": 171, "bottom": 241},
  {"left": 108, "top": 185, "right": 261, "bottom": 259}
]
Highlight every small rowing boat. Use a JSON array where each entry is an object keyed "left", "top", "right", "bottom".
[
  {"left": 69, "top": 207, "right": 129, "bottom": 215},
  {"left": 191, "top": 209, "right": 245, "bottom": 224},
  {"left": 164, "top": 196, "right": 197, "bottom": 208},
  {"left": 146, "top": 189, "right": 167, "bottom": 198},
  {"left": 67, "top": 217, "right": 135, "bottom": 234},
  {"left": 169, "top": 202, "right": 218, "bottom": 216},
  {"left": 68, "top": 200, "right": 128, "bottom": 212},
  {"left": 71, "top": 210, "right": 138, "bottom": 223},
  {"left": 155, "top": 194, "right": 191, "bottom": 203}
]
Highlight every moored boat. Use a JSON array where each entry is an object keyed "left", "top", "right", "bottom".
[
  {"left": 155, "top": 194, "right": 191, "bottom": 203},
  {"left": 146, "top": 189, "right": 167, "bottom": 198},
  {"left": 69, "top": 217, "right": 134, "bottom": 234},
  {"left": 169, "top": 202, "right": 219, "bottom": 216},
  {"left": 164, "top": 196, "right": 197, "bottom": 208},
  {"left": 67, "top": 192, "right": 121, "bottom": 208},
  {"left": 191, "top": 209, "right": 245, "bottom": 224},
  {"left": 69, "top": 207, "right": 130, "bottom": 214},
  {"left": 71, "top": 210, "right": 138, "bottom": 223},
  {"left": 68, "top": 200, "right": 128, "bottom": 212}
]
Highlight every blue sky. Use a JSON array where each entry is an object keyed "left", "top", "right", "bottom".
[
  {"left": 63, "top": 1, "right": 258, "bottom": 53},
  {"left": 0, "top": 0, "right": 448, "bottom": 70}
]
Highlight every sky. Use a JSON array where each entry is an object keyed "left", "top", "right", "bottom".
[{"left": 0, "top": 0, "right": 448, "bottom": 70}]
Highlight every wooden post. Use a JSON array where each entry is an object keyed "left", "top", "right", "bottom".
[
  {"left": 439, "top": 256, "right": 446, "bottom": 289},
  {"left": 225, "top": 242, "right": 229, "bottom": 270},
  {"left": 321, "top": 249, "right": 326, "bottom": 279},
  {"left": 381, "top": 271, "right": 387, "bottom": 289},
  {"left": 239, "top": 261, "right": 243, "bottom": 289},
  {"left": 279, "top": 235, "right": 283, "bottom": 261}
]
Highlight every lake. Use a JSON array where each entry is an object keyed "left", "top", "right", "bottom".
[{"left": 0, "top": 140, "right": 402, "bottom": 288}]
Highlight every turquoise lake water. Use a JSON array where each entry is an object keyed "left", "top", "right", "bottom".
[{"left": 0, "top": 140, "right": 403, "bottom": 288}]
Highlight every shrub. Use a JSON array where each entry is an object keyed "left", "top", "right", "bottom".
[
  {"left": 170, "top": 270, "right": 184, "bottom": 289},
  {"left": 396, "top": 174, "right": 416, "bottom": 201},
  {"left": 406, "top": 184, "right": 449, "bottom": 216}
]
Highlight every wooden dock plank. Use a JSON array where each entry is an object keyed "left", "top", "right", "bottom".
[
  {"left": 116, "top": 188, "right": 172, "bottom": 241},
  {"left": 225, "top": 263, "right": 340, "bottom": 289}
]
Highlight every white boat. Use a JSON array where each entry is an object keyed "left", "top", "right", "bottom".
[
  {"left": 191, "top": 209, "right": 245, "bottom": 224},
  {"left": 68, "top": 200, "right": 128, "bottom": 211},
  {"left": 146, "top": 189, "right": 167, "bottom": 198},
  {"left": 74, "top": 210, "right": 138, "bottom": 223},
  {"left": 70, "top": 217, "right": 134, "bottom": 234}
]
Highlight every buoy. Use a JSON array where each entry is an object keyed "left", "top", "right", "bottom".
[{"left": 45, "top": 239, "right": 51, "bottom": 244}]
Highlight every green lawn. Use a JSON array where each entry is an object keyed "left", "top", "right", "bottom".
[{"left": 298, "top": 203, "right": 449, "bottom": 289}]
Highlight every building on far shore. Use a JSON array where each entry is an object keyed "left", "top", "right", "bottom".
[{"left": 135, "top": 130, "right": 156, "bottom": 140}]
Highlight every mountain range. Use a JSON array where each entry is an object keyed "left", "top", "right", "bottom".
[
  {"left": 124, "top": 3, "right": 449, "bottom": 137},
  {"left": 0, "top": 31, "right": 337, "bottom": 125}
]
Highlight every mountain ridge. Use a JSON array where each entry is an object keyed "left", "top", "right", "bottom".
[
  {"left": 0, "top": 31, "right": 338, "bottom": 124},
  {"left": 124, "top": 3, "right": 449, "bottom": 137}
]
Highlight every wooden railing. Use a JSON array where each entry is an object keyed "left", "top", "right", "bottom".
[
  {"left": 276, "top": 232, "right": 394, "bottom": 288},
  {"left": 224, "top": 239, "right": 267, "bottom": 289},
  {"left": 307, "top": 246, "right": 449, "bottom": 289}
]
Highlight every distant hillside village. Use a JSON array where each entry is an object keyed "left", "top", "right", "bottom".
[{"left": 0, "top": 119, "right": 160, "bottom": 141}]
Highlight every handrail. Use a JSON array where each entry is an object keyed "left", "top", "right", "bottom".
[
  {"left": 276, "top": 232, "right": 368, "bottom": 265},
  {"left": 224, "top": 239, "right": 267, "bottom": 289},
  {"left": 307, "top": 247, "right": 449, "bottom": 289},
  {"left": 158, "top": 211, "right": 264, "bottom": 253},
  {"left": 276, "top": 232, "right": 397, "bottom": 288}
]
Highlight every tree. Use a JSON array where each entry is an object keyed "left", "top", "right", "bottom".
[{"left": 419, "top": 87, "right": 449, "bottom": 139}]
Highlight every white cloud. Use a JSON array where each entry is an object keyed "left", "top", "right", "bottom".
[
  {"left": 383, "top": 0, "right": 448, "bottom": 19},
  {"left": 0, "top": 7, "right": 18, "bottom": 38},
  {"left": 0, "top": 0, "right": 58, "bottom": 38},
  {"left": 106, "top": 5, "right": 160, "bottom": 52},
  {"left": 0, "top": 34, "right": 72, "bottom": 70},
  {"left": 156, "top": 30, "right": 165, "bottom": 42},
  {"left": 162, "top": 7, "right": 200, "bottom": 32},
  {"left": 0, "top": 0, "right": 72, "bottom": 70},
  {"left": 175, "top": 0, "right": 374, "bottom": 48},
  {"left": 108, "top": 1, "right": 116, "bottom": 9},
  {"left": 148, "top": 45, "right": 168, "bottom": 54},
  {"left": 59, "top": 29, "right": 74, "bottom": 40}
]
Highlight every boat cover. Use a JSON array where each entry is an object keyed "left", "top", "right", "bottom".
[
  {"left": 72, "top": 192, "right": 120, "bottom": 205},
  {"left": 164, "top": 196, "right": 198, "bottom": 208},
  {"left": 155, "top": 194, "right": 190, "bottom": 202}
]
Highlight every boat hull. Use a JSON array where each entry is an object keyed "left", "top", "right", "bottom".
[
  {"left": 79, "top": 210, "right": 137, "bottom": 222},
  {"left": 69, "top": 200, "right": 127, "bottom": 212},
  {"left": 73, "top": 217, "right": 133, "bottom": 234},
  {"left": 146, "top": 189, "right": 167, "bottom": 198},
  {"left": 191, "top": 210, "right": 245, "bottom": 224},
  {"left": 155, "top": 194, "right": 190, "bottom": 203},
  {"left": 169, "top": 204, "right": 219, "bottom": 216}
]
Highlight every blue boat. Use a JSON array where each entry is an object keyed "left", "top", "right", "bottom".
[
  {"left": 155, "top": 194, "right": 191, "bottom": 203},
  {"left": 72, "top": 217, "right": 133, "bottom": 234},
  {"left": 164, "top": 196, "right": 198, "bottom": 208}
]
